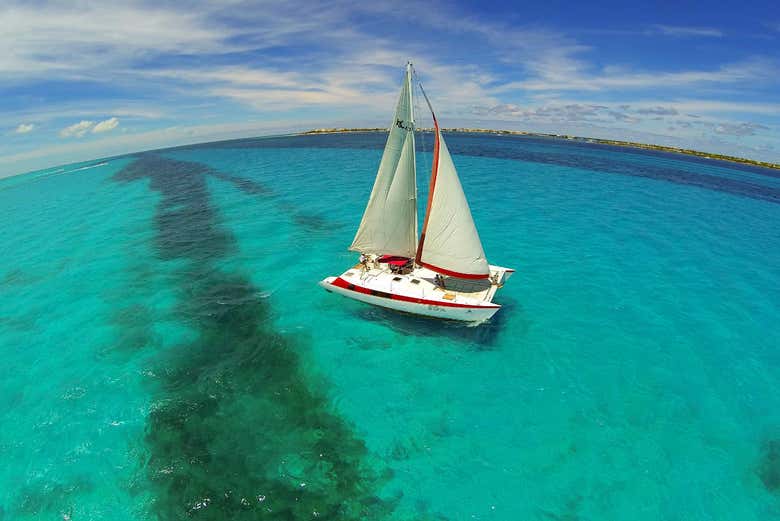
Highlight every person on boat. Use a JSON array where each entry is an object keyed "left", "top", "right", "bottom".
[
  {"left": 359, "top": 253, "right": 368, "bottom": 270},
  {"left": 435, "top": 273, "right": 445, "bottom": 289}
]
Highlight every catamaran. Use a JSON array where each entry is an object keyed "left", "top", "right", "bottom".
[{"left": 319, "top": 62, "right": 514, "bottom": 322}]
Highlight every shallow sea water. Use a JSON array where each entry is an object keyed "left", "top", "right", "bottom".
[{"left": 1, "top": 133, "right": 779, "bottom": 520}]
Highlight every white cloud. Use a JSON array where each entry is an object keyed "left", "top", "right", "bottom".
[
  {"left": 92, "top": 117, "right": 119, "bottom": 133},
  {"left": 0, "top": 103, "right": 164, "bottom": 130},
  {"left": 494, "top": 57, "right": 778, "bottom": 93},
  {"left": 14, "top": 123, "right": 34, "bottom": 134},
  {"left": 60, "top": 120, "right": 95, "bottom": 138},
  {"left": 0, "top": 1, "right": 371, "bottom": 82},
  {"left": 548, "top": 99, "right": 780, "bottom": 116},
  {"left": 0, "top": 3, "right": 236, "bottom": 79},
  {"left": 150, "top": 57, "right": 500, "bottom": 116},
  {"left": 0, "top": 118, "right": 327, "bottom": 179},
  {"left": 635, "top": 106, "right": 679, "bottom": 116},
  {"left": 153, "top": 66, "right": 379, "bottom": 110},
  {"left": 472, "top": 101, "right": 774, "bottom": 147},
  {"left": 650, "top": 25, "right": 723, "bottom": 37},
  {"left": 1, "top": 1, "right": 771, "bottom": 117},
  {"left": 0, "top": 1, "right": 777, "bottom": 172},
  {"left": 714, "top": 122, "right": 769, "bottom": 136}
]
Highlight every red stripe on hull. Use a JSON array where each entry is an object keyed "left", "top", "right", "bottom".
[
  {"left": 330, "top": 277, "right": 499, "bottom": 309},
  {"left": 417, "top": 261, "right": 490, "bottom": 280}
]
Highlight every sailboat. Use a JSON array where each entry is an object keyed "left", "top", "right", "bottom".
[{"left": 319, "top": 62, "right": 514, "bottom": 322}]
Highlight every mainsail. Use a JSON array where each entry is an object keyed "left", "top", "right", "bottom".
[
  {"left": 349, "top": 63, "right": 417, "bottom": 257},
  {"left": 415, "top": 91, "right": 490, "bottom": 279}
]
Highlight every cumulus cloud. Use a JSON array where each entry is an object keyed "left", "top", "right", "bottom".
[
  {"left": 713, "top": 122, "right": 769, "bottom": 136},
  {"left": 92, "top": 117, "right": 119, "bottom": 133},
  {"left": 0, "top": 3, "right": 236, "bottom": 77},
  {"left": 507, "top": 57, "right": 779, "bottom": 93},
  {"left": 60, "top": 120, "right": 95, "bottom": 138},
  {"left": 636, "top": 106, "right": 679, "bottom": 116},
  {"left": 607, "top": 110, "right": 640, "bottom": 123},
  {"left": 475, "top": 103, "right": 645, "bottom": 125},
  {"left": 477, "top": 103, "right": 609, "bottom": 122},
  {"left": 470, "top": 102, "right": 777, "bottom": 144},
  {"left": 14, "top": 123, "right": 34, "bottom": 134}
]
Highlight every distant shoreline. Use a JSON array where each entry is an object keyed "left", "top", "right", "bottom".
[{"left": 300, "top": 128, "right": 780, "bottom": 171}]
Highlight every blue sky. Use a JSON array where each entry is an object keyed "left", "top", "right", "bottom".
[{"left": 2, "top": 0, "right": 779, "bottom": 177}]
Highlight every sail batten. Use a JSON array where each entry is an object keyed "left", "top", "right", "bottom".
[{"left": 349, "top": 64, "right": 417, "bottom": 257}]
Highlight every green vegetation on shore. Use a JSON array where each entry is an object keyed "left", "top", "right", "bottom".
[{"left": 301, "top": 127, "right": 780, "bottom": 171}]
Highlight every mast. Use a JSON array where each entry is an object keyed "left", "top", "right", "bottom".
[
  {"left": 407, "top": 62, "right": 417, "bottom": 247},
  {"left": 407, "top": 61, "right": 415, "bottom": 127}
]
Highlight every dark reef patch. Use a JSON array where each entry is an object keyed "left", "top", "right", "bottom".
[
  {"left": 114, "top": 155, "right": 236, "bottom": 261},
  {"left": 107, "top": 303, "right": 159, "bottom": 355},
  {"left": 539, "top": 493, "right": 583, "bottom": 521},
  {"left": 0, "top": 268, "right": 41, "bottom": 289},
  {"left": 292, "top": 212, "right": 334, "bottom": 233},
  {"left": 758, "top": 439, "right": 780, "bottom": 493},
  {"left": 209, "top": 168, "right": 339, "bottom": 234},
  {"left": 1, "top": 268, "right": 25, "bottom": 286},
  {"left": 150, "top": 152, "right": 339, "bottom": 236},
  {"left": 114, "top": 154, "right": 394, "bottom": 520},
  {"left": 144, "top": 276, "right": 394, "bottom": 519},
  {"left": 0, "top": 315, "right": 37, "bottom": 332},
  {"left": 209, "top": 170, "right": 273, "bottom": 196}
]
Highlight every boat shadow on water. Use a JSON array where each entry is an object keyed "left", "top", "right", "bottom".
[{"left": 348, "top": 295, "right": 526, "bottom": 350}]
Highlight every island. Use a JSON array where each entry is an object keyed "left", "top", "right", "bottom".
[{"left": 300, "top": 128, "right": 780, "bottom": 171}]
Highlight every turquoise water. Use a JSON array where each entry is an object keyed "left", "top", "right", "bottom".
[{"left": 1, "top": 133, "right": 779, "bottom": 520}]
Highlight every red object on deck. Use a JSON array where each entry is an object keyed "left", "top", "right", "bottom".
[{"left": 377, "top": 255, "right": 411, "bottom": 267}]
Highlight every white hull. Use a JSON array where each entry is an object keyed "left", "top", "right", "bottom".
[{"left": 320, "top": 261, "right": 513, "bottom": 323}]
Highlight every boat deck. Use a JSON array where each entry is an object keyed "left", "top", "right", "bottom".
[{"left": 339, "top": 262, "right": 510, "bottom": 306}]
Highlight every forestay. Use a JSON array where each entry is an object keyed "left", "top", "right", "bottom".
[{"left": 349, "top": 64, "right": 417, "bottom": 258}]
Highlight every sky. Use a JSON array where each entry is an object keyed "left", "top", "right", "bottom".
[{"left": 2, "top": 0, "right": 779, "bottom": 177}]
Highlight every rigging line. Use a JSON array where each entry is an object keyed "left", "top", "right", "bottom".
[
  {"left": 414, "top": 73, "right": 442, "bottom": 267},
  {"left": 413, "top": 71, "right": 431, "bottom": 192}
]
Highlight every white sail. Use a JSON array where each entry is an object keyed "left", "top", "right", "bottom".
[
  {"left": 349, "top": 64, "right": 417, "bottom": 257},
  {"left": 417, "top": 126, "right": 490, "bottom": 279}
]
